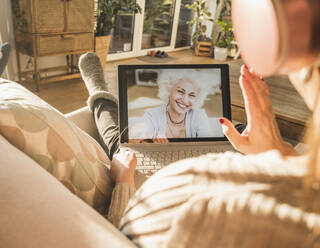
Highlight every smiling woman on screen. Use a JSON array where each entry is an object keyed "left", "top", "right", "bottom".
[{"left": 137, "top": 69, "right": 216, "bottom": 139}]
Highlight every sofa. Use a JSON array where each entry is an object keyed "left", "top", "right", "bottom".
[
  {"left": 0, "top": 79, "right": 137, "bottom": 248},
  {"left": 0, "top": 78, "right": 308, "bottom": 248}
]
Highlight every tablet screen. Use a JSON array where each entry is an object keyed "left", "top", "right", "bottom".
[{"left": 118, "top": 64, "right": 231, "bottom": 143}]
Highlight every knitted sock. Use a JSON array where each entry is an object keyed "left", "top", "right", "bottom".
[{"left": 79, "top": 52, "right": 117, "bottom": 111}]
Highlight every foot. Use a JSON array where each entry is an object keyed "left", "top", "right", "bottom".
[{"left": 79, "top": 52, "right": 109, "bottom": 96}]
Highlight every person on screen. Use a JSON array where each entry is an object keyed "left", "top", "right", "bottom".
[{"left": 133, "top": 70, "right": 216, "bottom": 139}]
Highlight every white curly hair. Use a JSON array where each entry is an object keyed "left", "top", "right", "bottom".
[{"left": 157, "top": 68, "right": 221, "bottom": 109}]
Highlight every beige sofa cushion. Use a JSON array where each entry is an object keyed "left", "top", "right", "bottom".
[
  {"left": 0, "top": 80, "right": 113, "bottom": 213},
  {"left": 0, "top": 134, "right": 136, "bottom": 248}
]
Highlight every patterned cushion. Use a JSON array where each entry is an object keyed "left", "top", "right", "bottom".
[{"left": 0, "top": 80, "right": 113, "bottom": 214}]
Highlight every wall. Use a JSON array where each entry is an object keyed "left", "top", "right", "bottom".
[{"left": 206, "top": 0, "right": 216, "bottom": 39}]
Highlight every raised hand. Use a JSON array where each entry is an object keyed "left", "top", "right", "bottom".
[
  {"left": 110, "top": 148, "right": 137, "bottom": 185},
  {"left": 220, "top": 64, "right": 297, "bottom": 156}
]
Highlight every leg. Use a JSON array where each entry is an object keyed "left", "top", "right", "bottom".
[
  {"left": 34, "top": 56, "right": 40, "bottom": 92},
  {"left": 71, "top": 54, "right": 75, "bottom": 74},
  {"left": 93, "top": 98, "right": 120, "bottom": 160},
  {"left": 15, "top": 49, "right": 22, "bottom": 82},
  {"left": 0, "top": 42, "right": 11, "bottom": 76},
  {"left": 33, "top": 40, "right": 40, "bottom": 91},
  {"left": 79, "top": 52, "right": 119, "bottom": 160}
]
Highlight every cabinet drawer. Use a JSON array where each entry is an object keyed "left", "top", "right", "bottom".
[{"left": 38, "top": 33, "right": 93, "bottom": 56}]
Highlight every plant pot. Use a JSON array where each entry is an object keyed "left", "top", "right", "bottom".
[
  {"left": 94, "top": 35, "right": 111, "bottom": 68},
  {"left": 214, "top": 46, "right": 228, "bottom": 61},
  {"left": 228, "top": 48, "right": 237, "bottom": 58}
]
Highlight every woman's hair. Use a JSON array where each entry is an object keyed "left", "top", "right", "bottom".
[{"left": 157, "top": 69, "right": 220, "bottom": 109}]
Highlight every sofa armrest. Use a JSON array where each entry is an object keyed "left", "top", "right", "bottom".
[
  {"left": 0, "top": 135, "right": 136, "bottom": 248},
  {"left": 65, "top": 106, "right": 100, "bottom": 142}
]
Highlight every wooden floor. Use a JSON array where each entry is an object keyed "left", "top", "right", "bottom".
[{"left": 20, "top": 49, "right": 311, "bottom": 140}]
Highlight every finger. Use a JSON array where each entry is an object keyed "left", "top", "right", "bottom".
[
  {"left": 220, "top": 118, "right": 248, "bottom": 152},
  {"left": 242, "top": 65, "right": 269, "bottom": 97},
  {"left": 153, "top": 137, "right": 168, "bottom": 144},
  {"left": 156, "top": 138, "right": 163, "bottom": 144},
  {"left": 239, "top": 74, "right": 260, "bottom": 124},
  {"left": 242, "top": 67, "right": 274, "bottom": 119},
  {"left": 242, "top": 127, "right": 249, "bottom": 136},
  {"left": 124, "top": 149, "right": 134, "bottom": 157},
  {"left": 240, "top": 70, "right": 273, "bottom": 124},
  {"left": 158, "top": 138, "right": 169, "bottom": 144},
  {"left": 163, "top": 138, "right": 169, "bottom": 143},
  {"left": 241, "top": 65, "right": 263, "bottom": 97},
  {"left": 119, "top": 147, "right": 127, "bottom": 153}
]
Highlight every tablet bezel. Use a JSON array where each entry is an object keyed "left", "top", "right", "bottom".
[{"left": 118, "top": 64, "right": 231, "bottom": 143}]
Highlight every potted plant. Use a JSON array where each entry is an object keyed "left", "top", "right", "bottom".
[
  {"left": 211, "top": 0, "right": 231, "bottom": 49},
  {"left": 186, "top": 0, "right": 214, "bottom": 56},
  {"left": 95, "top": 0, "right": 141, "bottom": 66},
  {"left": 214, "top": 19, "right": 234, "bottom": 60}
]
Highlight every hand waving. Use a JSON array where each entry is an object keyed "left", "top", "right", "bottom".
[{"left": 220, "top": 65, "right": 297, "bottom": 156}]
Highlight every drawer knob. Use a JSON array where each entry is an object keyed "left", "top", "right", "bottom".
[{"left": 60, "top": 34, "right": 75, "bottom": 39}]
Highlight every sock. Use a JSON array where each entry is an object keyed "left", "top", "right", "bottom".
[
  {"left": 78, "top": 52, "right": 117, "bottom": 111},
  {"left": 79, "top": 52, "right": 109, "bottom": 95}
]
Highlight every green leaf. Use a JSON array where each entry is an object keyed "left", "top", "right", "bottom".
[{"left": 201, "top": 25, "right": 206, "bottom": 33}]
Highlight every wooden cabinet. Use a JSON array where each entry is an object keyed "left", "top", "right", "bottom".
[
  {"left": 13, "top": 0, "right": 95, "bottom": 91},
  {"left": 31, "top": 0, "right": 65, "bottom": 33}
]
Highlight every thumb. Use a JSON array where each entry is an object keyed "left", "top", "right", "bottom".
[{"left": 219, "top": 118, "right": 247, "bottom": 150}]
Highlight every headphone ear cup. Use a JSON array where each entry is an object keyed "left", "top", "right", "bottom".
[
  {"left": 232, "top": 0, "right": 282, "bottom": 76},
  {"left": 232, "top": 0, "right": 320, "bottom": 76}
]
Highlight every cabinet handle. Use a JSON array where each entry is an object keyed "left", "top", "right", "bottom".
[{"left": 60, "top": 34, "right": 75, "bottom": 39}]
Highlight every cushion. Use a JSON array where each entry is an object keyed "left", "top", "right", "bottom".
[
  {"left": 0, "top": 134, "right": 136, "bottom": 248},
  {"left": 0, "top": 79, "right": 113, "bottom": 214}
]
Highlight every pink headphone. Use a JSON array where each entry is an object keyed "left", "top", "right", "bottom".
[{"left": 232, "top": 0, "right": 320, "bottom": 76}]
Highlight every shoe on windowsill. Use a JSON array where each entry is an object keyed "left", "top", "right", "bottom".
[{"left": 155, "top": 50, "right": 168, "bottom": 58}]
